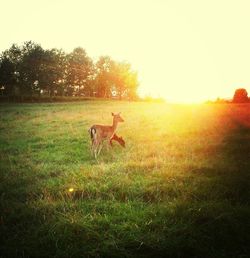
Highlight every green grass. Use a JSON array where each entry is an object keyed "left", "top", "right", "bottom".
[{"left": 0, "top": 101, "right": 250, "bottom": 257}]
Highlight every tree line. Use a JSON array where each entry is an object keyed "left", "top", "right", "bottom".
[
  {"left": 209, "top": 88, "right": 250, "bottom": 104},
  {"left": 0, "top": 41, "right": 139, "bottom": 100}
]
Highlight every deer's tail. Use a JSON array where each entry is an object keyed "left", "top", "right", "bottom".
[{"left": 88, "top": 127, "right": 97, "bottom": 140}]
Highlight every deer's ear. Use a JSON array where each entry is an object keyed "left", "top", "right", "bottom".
[{"left": 111, "top": 112, "right": 114, "bottom": 116}]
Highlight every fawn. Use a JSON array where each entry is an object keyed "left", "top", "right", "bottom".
[
  {"left": 89, "top": 112, "right": 124, "bottom": 158},
  {"left": 110, "top": 134, "right": 125, "bottom": 148}
]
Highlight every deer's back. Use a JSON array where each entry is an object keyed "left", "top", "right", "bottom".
[{"left": 92, "top": 124, "right": 114, "bottom": 139}]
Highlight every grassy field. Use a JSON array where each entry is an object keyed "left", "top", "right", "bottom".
[{"left": 0, "top": 101, "right": 250, "bottom": 258}]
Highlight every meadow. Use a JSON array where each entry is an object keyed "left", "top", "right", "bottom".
[{"left": 0, "top": 101, "right": 250, "bottom": 258}]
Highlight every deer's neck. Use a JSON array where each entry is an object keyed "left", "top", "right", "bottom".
[{"left": 112, "top": 119, "right": 118, "bottom": 132}]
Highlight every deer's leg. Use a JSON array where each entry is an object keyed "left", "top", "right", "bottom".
[
  {"left": 90, "top": 139, "right": 95, "bottom": 156},
  {"left": 92, "top": 138, "right": 103, "bottom": 159},
  {"left": 94, "top": 145, "right": 98, "bottom": 159},
  {"left": 90, "top": 136, "right": 98, "bottom": 159},
  {"left": 91, "top": 139, "right": 98, "bottom": 157},
  {"left": 89, "top": 128, "right": 98, "bottom": 157},
  {"left": 104, "top": 140, "right": 109, "bottom": 151},
  {"left": 94, "top": 147, "right": 98, "bottom": 159},
  {"left": 97, "top": 141, "right": 104, "bottom": 155}
]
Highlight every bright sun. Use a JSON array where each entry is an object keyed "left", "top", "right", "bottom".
[{"left": 138, "top": 85, "right": 209, "bottom": 103}]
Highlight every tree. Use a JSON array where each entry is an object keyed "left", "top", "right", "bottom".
[
  {"left": 65, "top": 47, "right": 94, "bottom": 96},
  {"left": 38, "top": 48, "right": 67, "bottom": 96},
  {"left": 232, "top": 88, "right": 249, "bottom": 103},
  {"left": 93, "top": 58, "right": 139, "bottom": 99},
  {"left": 94, "top": 56, "right": 114, "bottom": 97},
  {"left": 110, "top": 61, "right": 139, "bottom": 100},
  {"left": 18, "top": 41, "right": 45, "bottom": 95},
  {"left": 0, "top": 44, "right": 22, "bottom": 96},
  {"left": 122, "top": 66, "right": 139, "bottom": 100},
  {"left": 0, "top": 56, "right": 17, "bottom": 95},
  {"left": 0, "top": 41, "right": 139, "bottom": 99}
]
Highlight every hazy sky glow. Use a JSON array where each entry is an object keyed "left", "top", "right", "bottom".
[{"left": 1, "top": 0, "right": 250, "bottom": 103}]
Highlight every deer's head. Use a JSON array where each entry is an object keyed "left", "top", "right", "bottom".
[{"left": 112, "top": 112, "right": 124, "bottom": 123}]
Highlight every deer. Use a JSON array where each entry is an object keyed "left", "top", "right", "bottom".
[
  {"left": 110, "top": 134, "right": 125, "bottom": 148},
  {"left": 88, "top": 112, "right": 124, "bottom": 158}
]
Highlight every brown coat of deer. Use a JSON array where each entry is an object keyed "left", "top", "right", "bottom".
[{"left": 89, "top": 112, "right": 124, "bottom": 158}]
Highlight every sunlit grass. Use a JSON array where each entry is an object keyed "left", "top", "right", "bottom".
[{"left": 0, "top": 101, "right": 250, "bottom": 257}]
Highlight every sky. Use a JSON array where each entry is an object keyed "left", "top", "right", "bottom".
[{"left": 1, "top": 0, "right": 250, "bottom": 103}]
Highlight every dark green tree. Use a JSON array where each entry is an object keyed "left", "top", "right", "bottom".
[
  {"left": 18, "top": 42, "right": 67, "bottom": 97},
  {"left": 0, "top": 44, "right": 22, "bottom": 96},
  {"left": 39, "top": 48, "right": 67, "bottom": 96},
  {"left": 18, "top": 41, "right": 45, "bottom": 95},
  {"left": 65, "top": 47, "right": 94, "bottom": 96}
]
